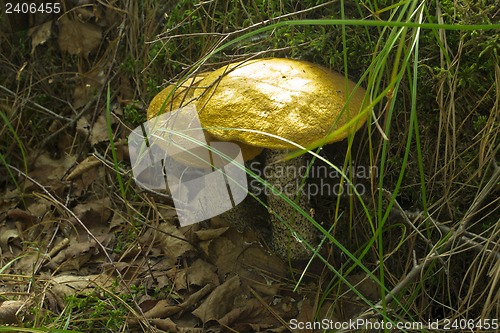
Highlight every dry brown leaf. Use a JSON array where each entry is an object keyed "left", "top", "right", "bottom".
[
  {"left": 205, "top": 228, "right": 254, "bottom": 277},
  {"left": 26, "top": 200, "right": 51, "bottom": 218},
  {"left": 58, "top": 16, "right": 102, "bottom": 58},
  {"left": 192, "top": 275, "right": 241, "bottom": 323},
  {"left": 239, "top": 245, "right": 286, "bottom": 278},
  {"left": 47, "top": 274, "right": 112, "bottom": 309},
  {"left": 142, "top": 299, "right": 175, "bottom": 319},
  {"left": 203, "top": 227, "right": 285, "bottom": 297},
  {"left": 345, "top": 273, "right": 381, "bottom": 301},
  {"left": 28, "top": 20, "right": 52, "bottom": 54},
  {"left": 73, "top": 197, "right": 112, "bottom": 227},
  {"left": 148, "top": 317, "right": 204, "bottom": 333},
  {"left": 158, "top": 223, "right": 194, "bottom": 259},
  {"left": 155, "top": 274, "right": 171, "bottom": 290},
  {"left": 74, "top": 7, "right": 95, "bottom": 21},
  {"left": 295, "top": 296, "right": 316, "bottom": 333},
  {"left": 0, "top": 195, "right": 17, "bottom": 217},
  {"left": 28, "top": 153, "right": 76, "bottom": 184},
  {"left": 65, "top": 156, "right": 100, "bottom": 180},
  {"left": 186, "top": 259, "right": 219, "bottom": 287},
  {"left": 6, "top": 208, "right": 37, "bottom": 223},
  {"left": 142, "top": 299, "right": 177, "bottom": 319},
  {"left": 0, "top": 300, "right": 25, "bottom": 324},
  {"left": 14, "top": 247, "right": 52, "bottom": 274},
  {"left": 156, "top": 206, "right": 179, "bottom": 222},
  {"left": 45, "top": 240, "right": 98, "bottom": 271},
  {"left": 166, "top": 267, "right": 187, "bottom": 290},
  {"left": 24, "top": 153, "right": 76, "bottom": 196},
  {"left": 76, "top": 117, "right": 91, "bottom": 136},
  {"left": 166, "top": 259, "right": 220, "bottom": 291},
  {"left": 144, "top": 284, "right": 215, "bottom": 319},
  {"left": 72, "top": 68, "right": 106, "bottom": 108},
  {"left": 90, "top": 111, "right": 111, "bottom": 145},
  {"left": 149, "top": 318, "right": 179, "bottom": 332},
  {"left": 0, "top": 229, "right": 20, "bottom": 254},
  {"left": 194, "top": 227, "right": 229, "bottom": 241},
  {"left": 72, "top": 83, "right": 93, "bottom": 109},
  {"left": 338, "top": 273, "right": 381, "bottom": 319},
  {"left": 109, "top": 211, "right": 127, "bottom": 231},
  {"left": 69, "top": 198, "right": 114, "bottom": 253},
  {"left": 70, "top": 162, "right": 105, "bottom": 197},
  {"left": 218, "top": 298, "right": 279, "bottom": 331}
]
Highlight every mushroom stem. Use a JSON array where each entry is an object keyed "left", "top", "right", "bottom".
[{"left": 264, "top": 149, "right": 317, "bottom": 260}]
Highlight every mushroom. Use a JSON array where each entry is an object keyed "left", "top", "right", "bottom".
[{"left": 147, "top": 58, "right": 368, "bottom": 259}]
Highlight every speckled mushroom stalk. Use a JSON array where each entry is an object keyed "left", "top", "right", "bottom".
[
  {"left": 147, "top": 58, "right": 368, "bottom": 260},
  {"left": 264, "top": 149, "right": 315, "bottom": 259}
]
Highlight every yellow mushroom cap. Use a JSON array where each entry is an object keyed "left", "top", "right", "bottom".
[
  {"left": 146, "top": 73, "right": 264, "bottom": 162},
  {"left": 147, "top": 75, "right": 206, "bottom": 120},
  {"left": 196, "top": 58, "right": 368, "bottom": 149},
  {"left": 146, "top": 58, "right": 367, "bottom": 163}
]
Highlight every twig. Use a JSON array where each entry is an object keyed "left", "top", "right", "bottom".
[
  {"left": 408, "top": 211, "right": 500, "bottom": 261},
  {"left": 39, "top": 95, "right": 98, "bottom": 147},
  {"left": 382, "top": 188, "right": 447, "bottom": 266},
  {"left": 0, "top": 84, "right": 72, "bottom": 122},
  {"left": 339, "top": 159, "right": 500, "bottom": 331},
  {"left": 7, "top": 163, "right": 152, "bottom": 329}
]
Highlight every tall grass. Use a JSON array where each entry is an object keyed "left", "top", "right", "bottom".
[
  {"left": 1, "top": 0, "right": 498, "bottom": 331},
  {"left": 167, "top": 0, "right": 499, "bottom": 329}
]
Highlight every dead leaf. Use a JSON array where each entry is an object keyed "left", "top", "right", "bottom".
[
  {"left": 45, "top": 240, "right": 98, "bottom": 271},
  {"left": 71, "top": 163, "right": 105, "bottom": 197},
  {"left": 24, "top": 153, "right": 76, "bottom": 196},
  {"left": 205, "top": 228, "right": 253, "bottom": 277},
  {"left": 72, "top": 67, "right": 106, "bottom": 108},
  {"left": 29, "top": 153, "right": 76, "bottom": 183},
  {"left": 144, "top": 283, "right": 215, "bottom": 318},
  {"left": 148, "top": 317, "right": 204, "bottom": 332},
  {"left": 70, "top": 198, "right": 114, "bottom": 249},
  {"left": 158, "top": 222, "right": 194, "bottom": 259},
  {"left": 7, "top": 208, "right": 37, "bottom": 223},
  {"left": 155, "top": 274, "right": 171, "bottom": 291},
  {"left": 218, "top": 298, "right": 279, "bottom": 331},
  {"left": 295, "top": 296, "right": 316, "bottom": 333},
  {"left": 77, "top": 117, "right": 91, "bottom": 136},
  {"left": 28, "top": 20, "right": 52, "bottom": 54},
  {"left": 194, "top": 227, "right": 229, "bottom": 241},
  {"left": 58, "top": 16, "right": 102, "bottom": 58},
  {"left": 149, "top": 318, "right": 178, "bottom": 332},
  {"left": 14, "top": 248, "right": 46, "bottom": 274},
  {"left": 0, "top": 300, "right": 25, "bottom": 324},
  {"left": 192, "top": 275, "right": 241, "bottom": 323},
  {"left": 74, "top": 7, "right": 96, "bottom": 21},
  {"left": 338, "top": 273, "right": 381, "bottom": 319},
  {"left": 0, "top": 196, "right": 17, "bottom": 219},
  {"left": 66, "top": 156, "right": 101, "bottom": 180},
  {"left": 90, "top": 111, "right": 111, "bottom": 145},
  {"left": 47, "top": 274, "right": 112, "bottom": 309},
  {"left": 26, "top": 200, "right": 51, "bottom": 218},
  {"left": 186, "top": 259, "right": 219, "bottom": 287},
  {"left": 166, "top": 266, "right": 187, "bottom": 290},
  {"left": 73, "top": 197, "right": 112, "bottom": 227},
  {"left": 0, "top": 229, "right": 20, "bottom": 254},
  {"left": 109, "top": 211, "right": 127, "bottom": 231},
  {"left": 165, "top": 259, "right": 219, "bottom": 291}
]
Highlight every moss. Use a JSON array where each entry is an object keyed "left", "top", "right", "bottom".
[
  {"left": 158, "top": 0, "right": 377, "bottom": 77},
  {"left": 123, "top": 102, "right": 147, "bottom": 126}
]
